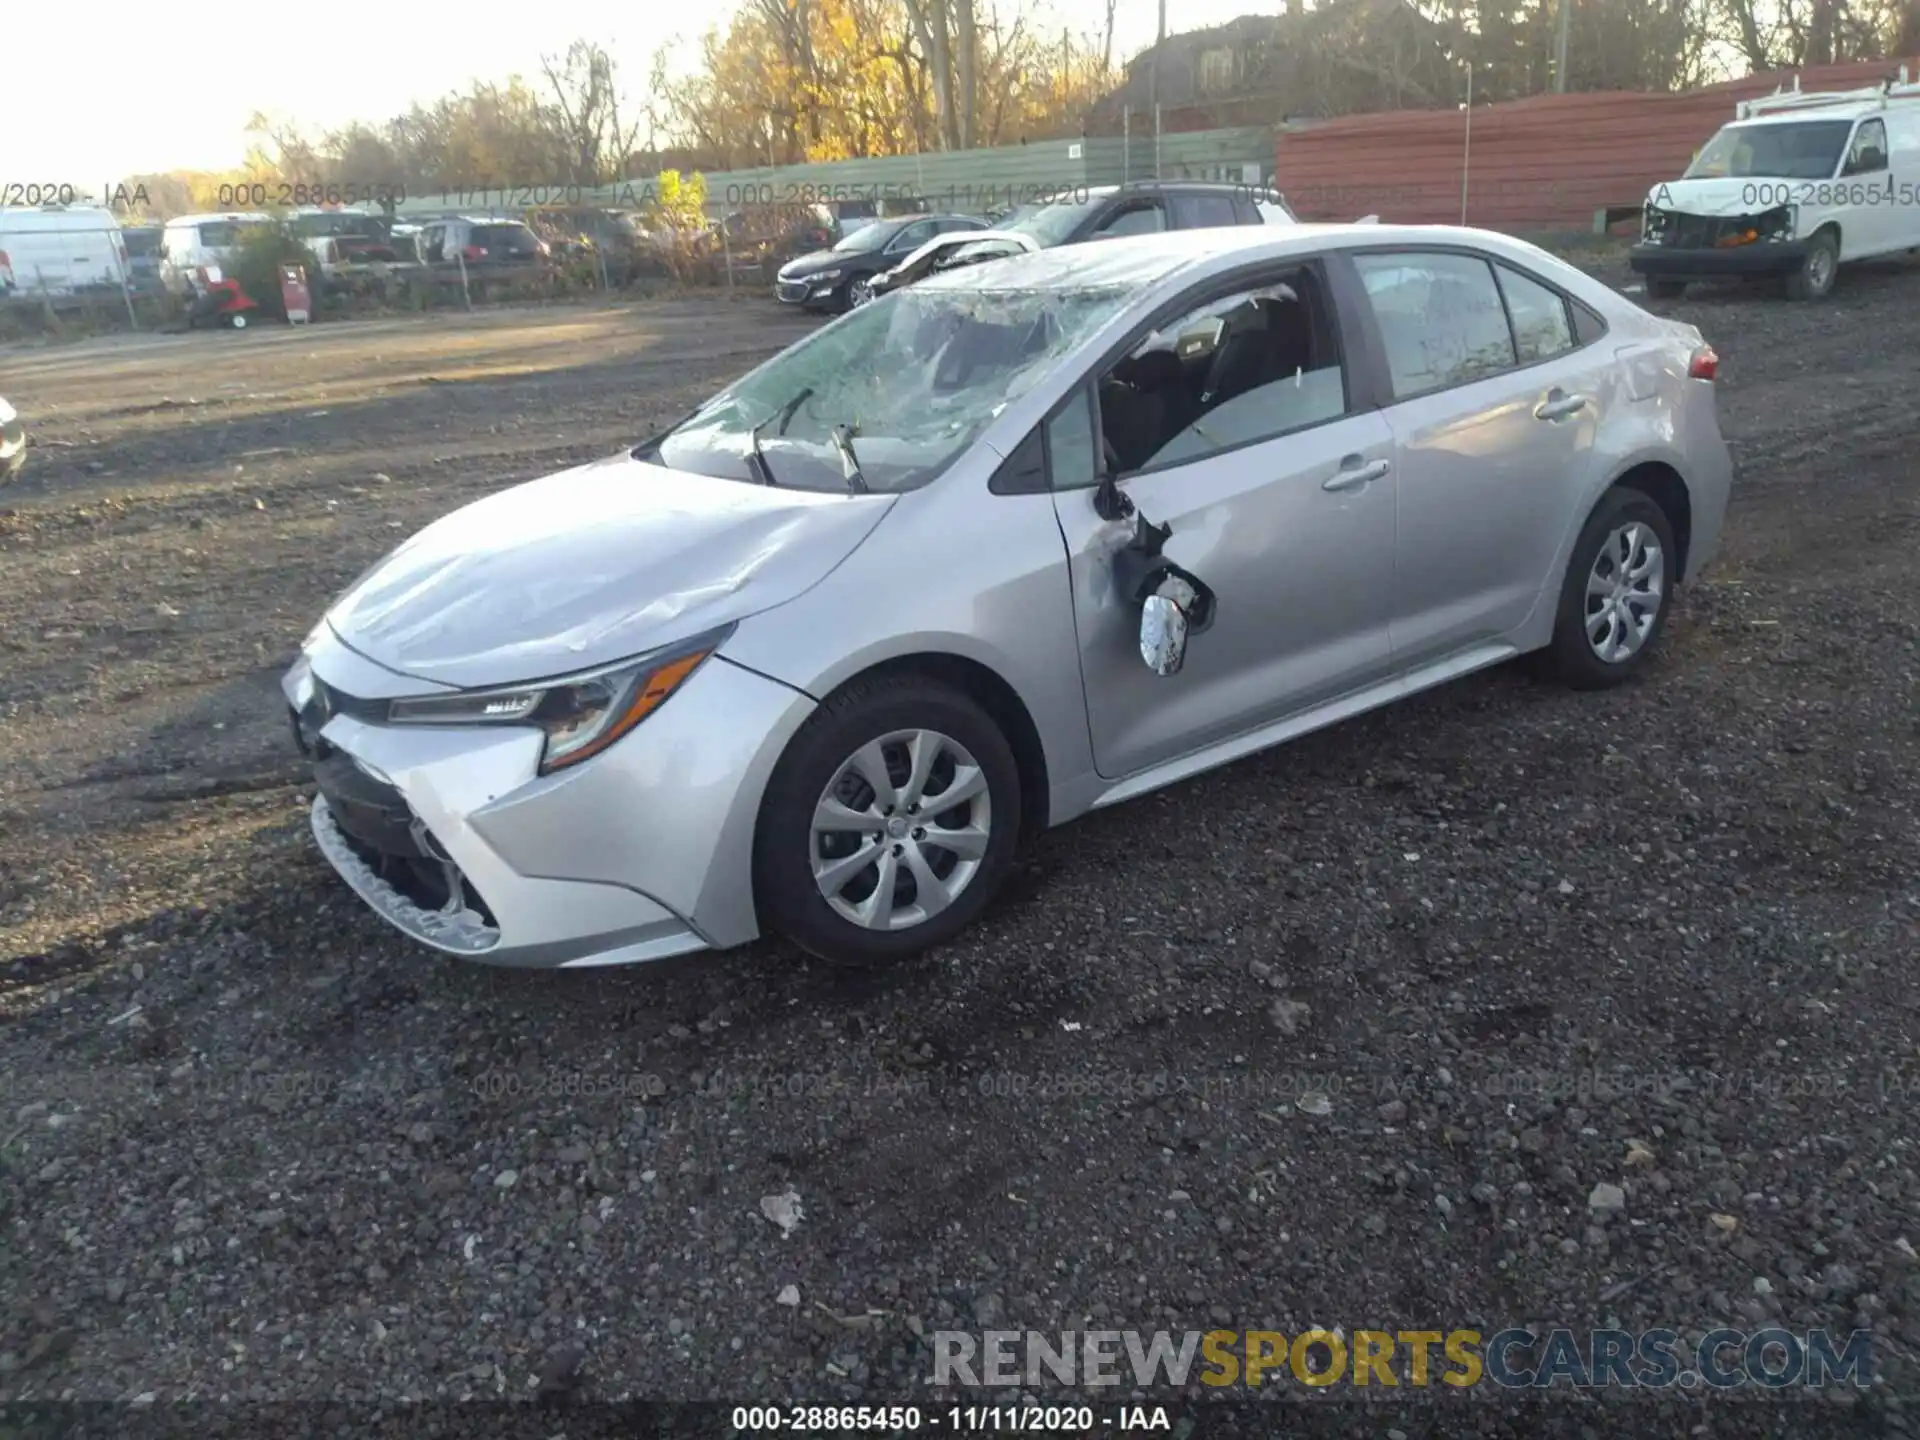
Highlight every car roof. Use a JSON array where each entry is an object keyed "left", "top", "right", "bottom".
[
  {"left": 1732, "top": 105, "right": 1884, "bottom": 126},
  {"left": 909, "top": 222, "right": 1579, "bottom": 294},
  {"left": 166, "top": 212, "right": 273, "bottom": 226},
  {"left": 1116, "top": 179, "right": 1255, "bottom": 193}
]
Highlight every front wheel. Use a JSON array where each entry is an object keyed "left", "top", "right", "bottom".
[
  {"left": 1537, "top": 487, "right": 1678, "bottom": 690},
  {"left": 753, "top": 675, "right": 1022, "bottom": 967},
  {"left": 228, "top": 312, "right": 248, "bottom": 329},
  {"left": 843, "top": 274, "right": 875, "bottom": 311},
  {"left": 1784, "top": 228, "right": 1839, "bottom": 301},
  {"left": 1644, "top": 278, "right": 1686, "bottom": 301}
]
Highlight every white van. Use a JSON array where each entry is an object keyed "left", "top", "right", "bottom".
[
  {"left": 159, "top": 212, "right": 273, "bottom": 295},
  {"left": 1630, "top": 73, "right": 1920, "bottom": 301},
  {"left": 0, "top": 206, "right": 130, "bottom": 297}
]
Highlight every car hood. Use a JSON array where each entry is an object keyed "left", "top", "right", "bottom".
[
  {"left": 323, "top": 451, "right": 895, "bottom": 689},
  {"left": 1645, "top": 175, "right": 1803, "bottom": 216},
  {"left": 779, "top": 247, "right": 866, "bottom": 278}
]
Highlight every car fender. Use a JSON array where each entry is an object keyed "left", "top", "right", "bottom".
[{"left": 717, "top": 477, "right": 1098, "bottom": 826}]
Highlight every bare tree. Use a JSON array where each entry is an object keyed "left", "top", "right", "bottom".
[{"left": 541, "top": 40, "right": 643, "bottom": 185}]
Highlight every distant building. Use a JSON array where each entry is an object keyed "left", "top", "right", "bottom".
[{"left": 1085, "top": 0, "right": 1454, "bottom": 136}]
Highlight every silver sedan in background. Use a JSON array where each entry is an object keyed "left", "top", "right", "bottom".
[{"left": 284, "top": 223, "right": 1732, "bottom": 970}]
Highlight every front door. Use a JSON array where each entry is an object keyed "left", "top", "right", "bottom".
[
  {"left": 1347, "top": 248, "right": 1606, "bottom": 664},
  {"left": 1838, "top": 118, "right": 1893, "bottom": 256},
  {"left": 1049, "top": 259, "right": 1401, "bottom": 780}
]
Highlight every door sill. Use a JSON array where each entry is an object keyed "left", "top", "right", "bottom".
[{"left": 1090, "top": 641, "right": 1520, "bottom": 810}]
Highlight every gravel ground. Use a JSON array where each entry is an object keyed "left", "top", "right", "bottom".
[{"left": 1, "top": 264, "right": 1917, "bottom": 1437}]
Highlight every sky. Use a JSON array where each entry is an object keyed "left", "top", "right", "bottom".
[{"left": 4, "top": 0, "right": 1264, "bottom": 186}]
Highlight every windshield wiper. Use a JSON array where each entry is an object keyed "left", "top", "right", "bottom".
[
  {"left": 746, "top": 386, "right": 816, "bottom": 487},
  {"left": 830, "top": 423, "right": 870, "bottom": 494}
]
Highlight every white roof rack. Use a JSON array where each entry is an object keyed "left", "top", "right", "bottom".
[{"left": 1736, "top": 65, "right": 1920, "bottom": 119}]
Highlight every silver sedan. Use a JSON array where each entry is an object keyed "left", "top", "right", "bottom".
[{"left": 284, "top": 223, "right": 1733, "bottom": 969}]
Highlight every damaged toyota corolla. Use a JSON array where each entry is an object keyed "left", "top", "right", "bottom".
[{"left": 286, "top": 223, "right": 1732, "bottom": 969}]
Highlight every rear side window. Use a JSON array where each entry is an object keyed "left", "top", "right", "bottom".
[
  {"left": 1492, "top": 262, "right": 1575, "bottom": 363},
  {"left": 1353, "top": 251, "right": 1516, "bottom": 397},
  {"left": 1169, "top": 192, "right": 1239, "bottom": 229},
  {"left": 199, "top": 223, "right": 240, "bottom": 247}
]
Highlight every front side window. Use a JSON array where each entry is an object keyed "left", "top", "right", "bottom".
[
  {"left": 650, "top": 281, "right": 1133, "bottom": 493},
  {"left": 1353, "top": 251, "right": 1516, "bottom": 398},
  {"left": 1845, "top": 118, "right": 1889, "bottom": 175},
  {"left": 888, "top": 220, "right": 937, "bottom": 252},
  {"left": 1091, "top": 264, "right": 1350, "bottom": 476},
  {"left": 1093, "top": 201, "right": 1166, "bottom": 239}
]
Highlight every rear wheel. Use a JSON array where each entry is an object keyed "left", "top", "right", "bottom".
[
  {"left": 1538, "top": 486, "right": 1677, "bottom": 690},
  {"left": 1784, "top": 227, "right": 1839, "bottom": 301},
  {"left": 1644, "top": 278, "right": 1686, "bottom": 300},
  {"left": 753, "top": 675, "right": 1022, "bottom": 966},
  {"left": 228, "top": 312, "right": 248, "bottom": 329}
]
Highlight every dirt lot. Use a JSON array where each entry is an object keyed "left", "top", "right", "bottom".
[{"left": 1, "top": 264, "right": 1917, "bottom": 1434}]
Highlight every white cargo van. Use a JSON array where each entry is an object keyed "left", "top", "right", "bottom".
[
  {"left": 159, "top": 212, "right": 273, "bottom": 295},
  {"left": 1630, "top": 72, "right": 1920, "bottom": 301},
  {"left": 0, "top": 206, "right": 130, "bottom": 297}
]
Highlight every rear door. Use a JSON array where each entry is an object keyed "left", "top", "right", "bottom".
[{"left": 1344, "top": 246, "right": 1613, "bottom": 665}]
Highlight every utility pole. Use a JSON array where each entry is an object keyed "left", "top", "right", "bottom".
[
  {"left": 1150, "top": 0, "right": 1166, "bottom": 179},
  {"left": 1554, "top": 0, "right": 1572, "bottom": 92}
]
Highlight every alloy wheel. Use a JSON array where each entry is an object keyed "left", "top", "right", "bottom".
[
  {"left": 1585, "top": 521, "right": 1664, "bottom": 663},
  {"left": 809, "top": 728, "right": 992, "bottom": 931},
  {"left": 848, "top": 276, "right": 874, "bottom": 307}
]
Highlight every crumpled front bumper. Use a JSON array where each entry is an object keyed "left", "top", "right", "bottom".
[
  {"left": 285, "top": 627, "right": 815, "bottom": 968},
  {"left": 1629, "top": 240, "right": 1808, "bottom": 279}
]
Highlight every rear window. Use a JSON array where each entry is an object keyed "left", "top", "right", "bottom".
[
  {"left": 122, "top": 230, "right": 161, "bottom": 257},
  {"left": 197, "top": 222, "right": 243, "bottom": 247}
]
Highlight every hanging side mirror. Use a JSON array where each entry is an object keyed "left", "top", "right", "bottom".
[{"left": 1140, "top": 583, "right": 1192, "bottom": 675}]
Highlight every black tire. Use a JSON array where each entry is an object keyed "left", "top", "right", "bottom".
[
  {"left": 1537, "top": 486, "right": 1678, "bottom": 691},
  {"left": 1644, "top": 278, "right": 1686, "bottom": 301},
  {"left": 753, "top": 674, "right": 1023, "bottom": 967},
  {"left": 840, "top": 274, "right": 875, "bottom": 312},
  {"left": 1784, "top": 227, "right": 1839, "bottom": 301}
]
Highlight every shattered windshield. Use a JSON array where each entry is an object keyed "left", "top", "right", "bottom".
[
  {"left": 652, "top": 283, "right": 1132, "bottom": 492},
  {"left": 1683, "top": 119, "right": 1853, "bottom": 180}
]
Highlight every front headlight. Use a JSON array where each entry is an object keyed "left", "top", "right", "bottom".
[
  {"left": 812, "top": 268, "right": 843, "bottom": 283},
  {"left": 387, "top": 628, "right": 730, "bottom": 775},
  {"left": 1759, "top": 203, "right": 1797, "bottom": 240}
]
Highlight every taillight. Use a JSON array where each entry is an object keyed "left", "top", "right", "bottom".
[
  {"left": 1688, "top": 344, "right": 1718, "bottom": 381},
  {"left": 463, "top": 244, "right": 486, "bottom": 261}
]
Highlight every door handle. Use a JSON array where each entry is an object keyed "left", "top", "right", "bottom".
[
  {"left": 1323, "top": 456, "right": 1390, "bottom": 492},
  {"left": 1534, "top": 390, "right": 1588, "bottom": 421}
]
